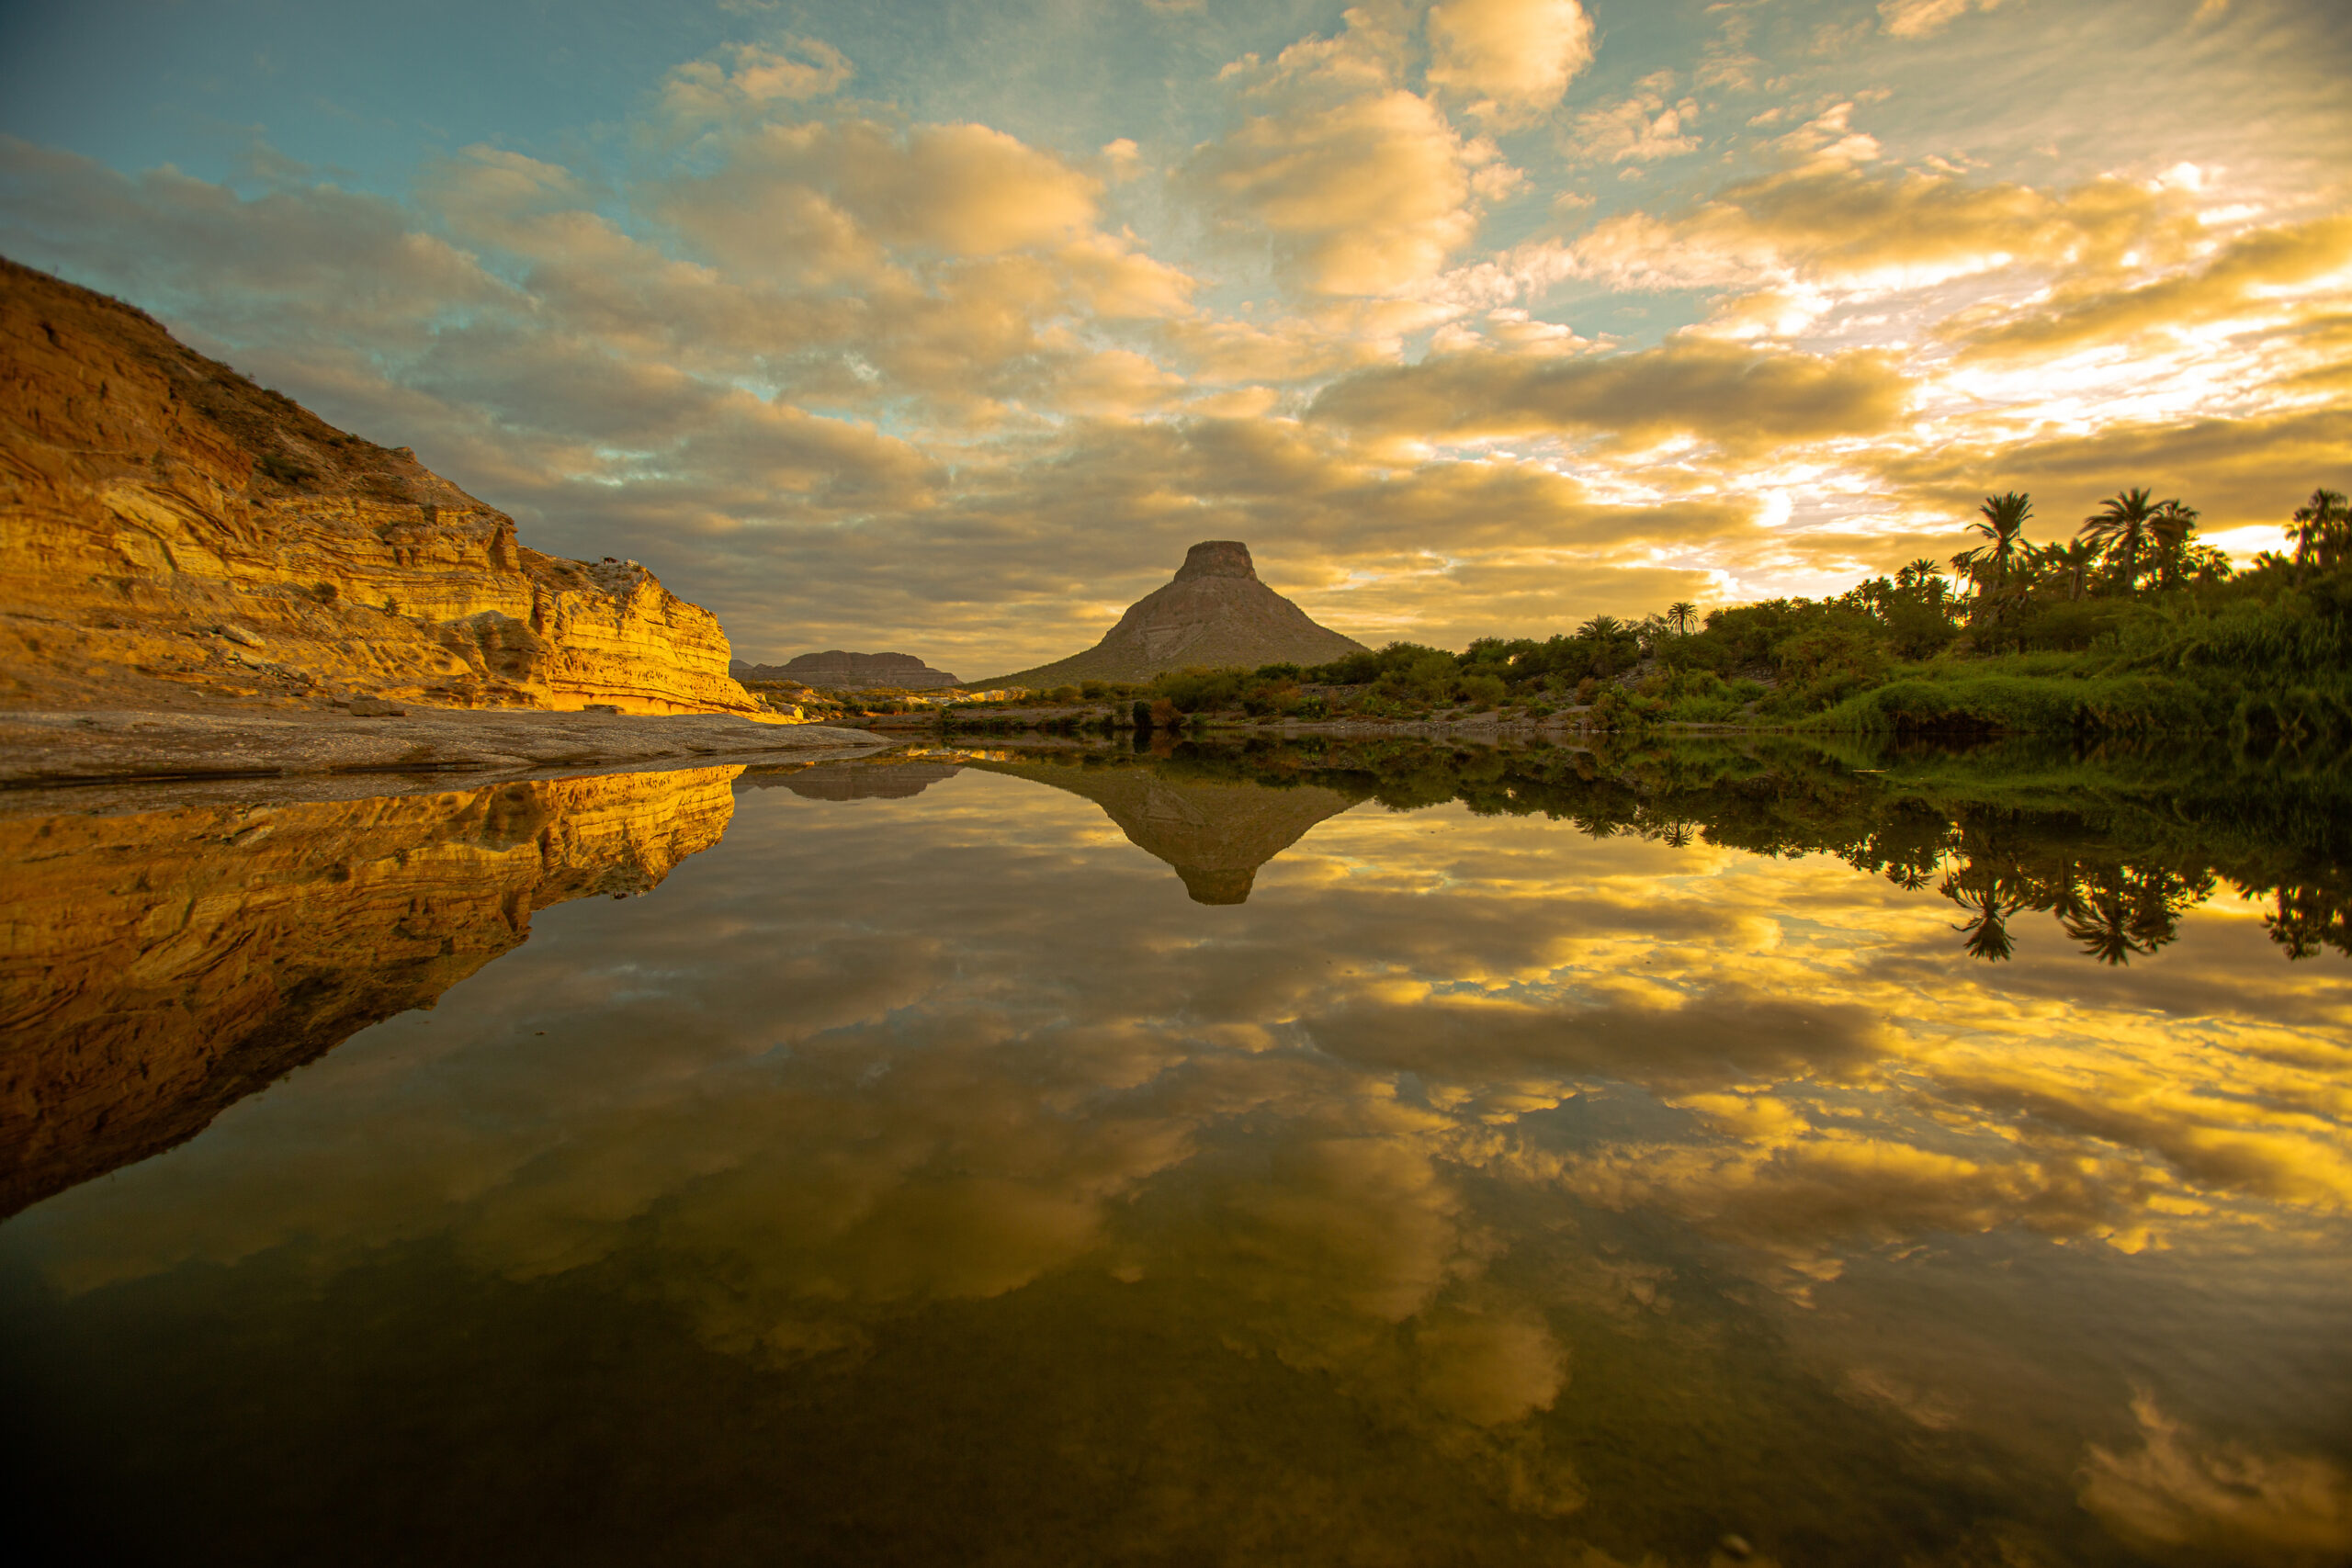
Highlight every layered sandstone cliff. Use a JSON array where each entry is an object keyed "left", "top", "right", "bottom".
[
  {"left": 990, "top": 541, "right": 1366, "bottom": 687},
  {"left": 0, "top": 767, "right": 741, "bottom": 1216},
  {"left": 0, "top": 256, "right": 758, "bottom": 715}
]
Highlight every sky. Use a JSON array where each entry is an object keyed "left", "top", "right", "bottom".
[{"left": 3, "top": 0, "right": 2349, "bottom": 673}]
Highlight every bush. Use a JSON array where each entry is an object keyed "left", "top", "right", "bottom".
[{"left": 1458, "top": 671, "right": 1508, "bottom": 706}]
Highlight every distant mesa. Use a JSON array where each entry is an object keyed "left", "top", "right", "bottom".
[
  {"left": 987, "top": 541, "right": 1366, "bottom": 687},
  {"left": 733, "top": 650, "right": 963, "bottom": 690},
  {"left": 747, "top": 761, "right": 964, "bottom": 800}
]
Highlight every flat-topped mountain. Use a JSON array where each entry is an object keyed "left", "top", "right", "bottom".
[
  {"left": 964, "top": 754, "right": 1361, "bottom": 904},
  {"left": 733, "top": 650, "right": 962, "bottom": 690},
  {"left": 990, "top": 541, "right": 1366, "bottom": 687},
  {"left": 0, "top": 256, "right": 756, "bottom": 715}
]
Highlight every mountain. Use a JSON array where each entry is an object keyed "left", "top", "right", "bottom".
[
  {"left": 962, "top": 754, "right": 1361, "bottom": 904},
  {"left": 733, "top": 650, "right": 962, "bottom": 690},
  {"left": 0, "top": 256, "right": 757, "bottom": 715},
  {"left": 989, "top": 541, "right": 1366, "bottom": 687}
]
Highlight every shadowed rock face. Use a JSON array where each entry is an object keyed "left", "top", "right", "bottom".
[
  {"left": 0, "top": 768, "right": 741, "bottom": 1217},
  {"left": 733, "top": 651, "right": 963, "bottom": 690},
  {"left": 964, "top": 756, "right": 1362, "bottom": 903},
  {"left": 0, "top": 257, "right": 757, "bottom": 715},
  {"left": 991, "top": 541, "right": 1366, "bottom": 687}
]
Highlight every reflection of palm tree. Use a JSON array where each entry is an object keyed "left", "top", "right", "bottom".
[
  {"left": 1665, "top": 601, "right": 1698, "bottom": 636},
  {"left": 2079, "top": 488, "right": 2163, "bottom": 595},
  {"left": 2063, "top": 885, "right": 2142, "bottom": 964},
  {"left": 1948, "top": 882, "right": 2018, "bottom": 962}
]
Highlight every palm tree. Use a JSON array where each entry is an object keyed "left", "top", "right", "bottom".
[
  {"left": 2147, "top": 499, "right": 2199, "bottom": 591},
  {"left": 2054, "top": 537, "right": 2100, "bottom": 601},
  {"left": 2290, "top": 488, "right": 2350, "bottom": 580},
  {"left": 1577, "top": 615, "right": 1624, "bottom": 641},
  {"left": 1955, "top": 491, "right": 2032, "bottom": 592},
  {"left": 2079, "top": 487, "right": 2163, "bottom": 595},
  {"left": 1665, "top": 601, "right": 1698, "bottom": 636}
]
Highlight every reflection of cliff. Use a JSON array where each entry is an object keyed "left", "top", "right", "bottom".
[
  {"left": 0, "top": 768, "right": 740, "bottom": 1216},
  {"left": 967, "top": 757, "right": 1361, "bottom": 903}
]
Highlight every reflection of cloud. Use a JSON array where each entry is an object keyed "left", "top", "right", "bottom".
[
  {"left": 7, "top": 760, "right": 2349, "bottom": 1557},
  {"left": 2081, "top": 1393, "right": 2352, "bottom": 1567}
]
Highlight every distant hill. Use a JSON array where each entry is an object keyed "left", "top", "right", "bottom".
[
  {"left": 987, "top": 541, "right": 1365, "bottom": 687},
  {"left": 732, "top": 650, "right": 962, "bottom": 690}
]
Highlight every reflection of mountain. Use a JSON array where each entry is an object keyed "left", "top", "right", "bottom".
[
  {"left": 746, "top": 761, "right": 965, "bottom": 801},
  {"left": 0, "top": 768, "right": 740, "bottom": 1217},
  {"left": 966, "top": 756, "right": 1360, "bottom": 903}
]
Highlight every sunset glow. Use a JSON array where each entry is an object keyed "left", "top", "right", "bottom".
[{"left": 3, "top": 0, "right": 2346, "bottom": 671}]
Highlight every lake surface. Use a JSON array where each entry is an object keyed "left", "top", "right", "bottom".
[{"left": 4, "top": 738, "right": 2348, "bottom": 1566}]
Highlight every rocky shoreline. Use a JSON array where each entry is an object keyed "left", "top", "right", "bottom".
[{"left": 0, "top": 707, "right": 892, "bottom": 795}]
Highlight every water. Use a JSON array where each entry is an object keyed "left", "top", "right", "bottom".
[{"left": 3, "top": 739, "right": 2348, "bottom": 1566}]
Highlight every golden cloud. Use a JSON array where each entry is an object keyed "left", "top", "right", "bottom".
[
  {"left": 1426, "top": 0, "right": 1596, "bottom": 125},
  {"left": 1570, "top": 164, "right": 2190, "bottom": 294},
  {"left": 1307, "top": 336, "right": 1912, "bottom": 450},
  {"left": 1956, "top": 213, "right": 2352, "bottom": 362}
]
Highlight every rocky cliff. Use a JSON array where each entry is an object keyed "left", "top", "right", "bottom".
[
  {"left": 0, "top": 767, "right": 741, "bottom": 1217},
  {"left": 991, "top": 541, "right": 1366, "bottom": 687},
  {"left": 0, "top": 256, "right": 758, "bottom": 715},
  {"left": 735, "top": 650, "right": 963, "bottom": 690}
]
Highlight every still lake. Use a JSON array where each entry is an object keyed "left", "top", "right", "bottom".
[{"left": 3, "top": 739, "right": 2348, "bottom": 1566}]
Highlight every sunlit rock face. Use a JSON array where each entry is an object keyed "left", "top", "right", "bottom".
[
  {"left": 0, "top": 257, "right": 758, "bottom": 715},
  {"left": 0, "top": 767, "right": 740, "bottom": 1216},
  {"left": 967, "top": 754, "right": 1362, "bottom": 903},
  {"left": 993, "top": 541, "right": 1367, "bottom": 686},
  {"left": 736, "top": 651, "right": 963, "bottom": 690}
]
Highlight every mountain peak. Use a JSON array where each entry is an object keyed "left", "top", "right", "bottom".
[
  {"left": 985, "top": 539, "right": 1365, "bottom": 687},
  {"left": 1173, "top": 540, "right": 1256, "bottom": 581}
]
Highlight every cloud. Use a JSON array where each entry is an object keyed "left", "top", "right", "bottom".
[
  {"left": 1956, "top": 213, "right": 2352, "bottom": 362},
  {"left": 1308, "top": 336, "right": 1912, "bottom": 451},
  {"left": 0, "top": 137, "right": 512, "bottom": 346},
  {"left": 1561, "top": 73, "right": 1701, "bottom": 165},
  {"left": 1566, "top": 161, "right": 2190, "bottom": 296},
  {"left": 657, "top": 117, "right": 1102, "bottom": 277},
  {"left": 659, "top": 37, "right": 854, "bottom": 125},
  {"left": 1877, "top": 0, "right": 2007, "bottom": 39},
  {"left": 1187, "top": 11, "right": 1510, "bottom": 298},
  {"left": 1426, "top": 0, "right": 1596, "bottom": 125},
  {"left": 2080, "top": 1393, "right": 2352, "bottom": 1567}
]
